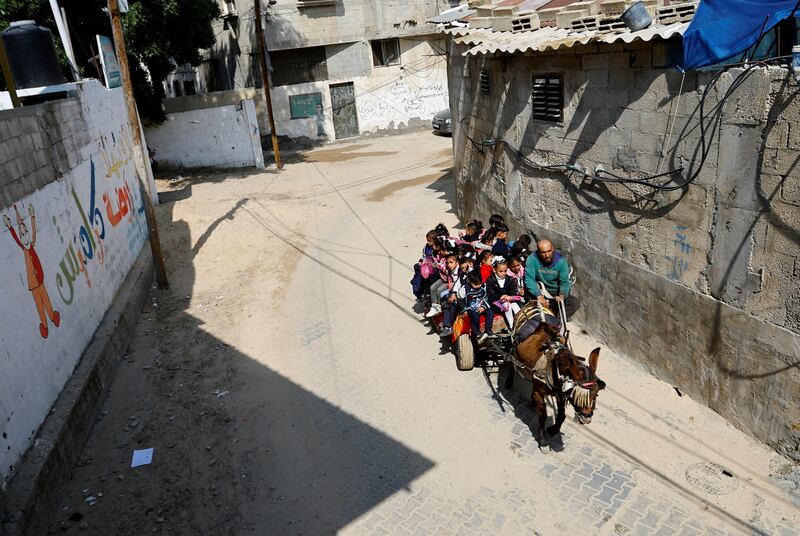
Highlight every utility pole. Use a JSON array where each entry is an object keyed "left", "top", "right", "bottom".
[
  {"left": 0, "top": 38, "right": 21, "bottom": 108},
  {"left": 107, "top": 0, "right": 170, "bottom": 289},
  {"left": 254, "top": 0, "right": 283, "bottom": 169},
  {"left": 48, "top": 0, "right": 80, "bottom": 80}
]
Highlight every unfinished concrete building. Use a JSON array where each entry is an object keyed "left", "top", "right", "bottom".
[
  {"left": 444, "top": 0, "right": 800, "bottom": 460},
  {"left": 163, "top": 0, "right": 454, "bottom": 143}
]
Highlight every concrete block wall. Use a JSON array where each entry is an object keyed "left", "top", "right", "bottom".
[
  {"left": 448, "top": 40, "right": 800, "bottom": 460},
  {"left": 205, "top": 0, "right": 441, "bottom": 92},
  {"left": 144, "top": 99, "right": 265, "bottom": 169},
  {"left": 0, "top": 99, "right": 90, "bottom": 210},
  {"left": 172, "top": 38, "right": 449, "bottom": 143},
  {"left": 0, "top": 80, "right": 153, "bottom": 489},
  {"left": 260, "top": 0, "right": 441, "bottom": 50}
]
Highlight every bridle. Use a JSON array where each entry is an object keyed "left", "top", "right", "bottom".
[{"left": 546, "top": 348, "right": 600, "bottom": 421}]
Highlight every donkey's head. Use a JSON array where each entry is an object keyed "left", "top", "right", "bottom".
[{"left": 556, "top": 347, "right": 606, "bottom": 425}]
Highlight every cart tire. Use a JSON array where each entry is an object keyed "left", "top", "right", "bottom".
[{"left": 455, "top": 334, "right": 475, "bottom": 371}]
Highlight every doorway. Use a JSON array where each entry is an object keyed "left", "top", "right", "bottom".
[{"left": 329, "top": 82, "right": 359, "bottom": 139}]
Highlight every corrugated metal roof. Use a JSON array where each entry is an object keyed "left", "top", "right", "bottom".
[
  {"left": 447, "top": 21, "right": 689, "bottom": 56},
  {"left": 429, "top": 4, "right": 476, "bottom": 24}
]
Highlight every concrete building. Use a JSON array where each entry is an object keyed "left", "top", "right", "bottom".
[
  {"left": 163, "top": 0, "right": 455, "bottom": 144},
  {"left": 445, "top": 1, "right": 800, "bottom": 460}
]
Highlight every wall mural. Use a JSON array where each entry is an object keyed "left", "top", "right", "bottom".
[
  {"left": 357, "top": 80, "right": 448, "bottom": 125},
  {"left": 3, "top": 204, "right": 61, "bottom": 338},
  {"left": 1, "top": 127, "right": 147, "bottom": 338}
]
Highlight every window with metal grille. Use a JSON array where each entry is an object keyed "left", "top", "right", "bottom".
[
  {"left": 270, "top": 46, "right": 329, "bottom": 87},
  {"left": 371, "top": 38, "right": 401, "bottom": 67},
  {"left": 532, "top": 74, "right": 563, "bottom": 122},
  {"left": 479, "top": 68, "right": 490, "bottom": 95}
]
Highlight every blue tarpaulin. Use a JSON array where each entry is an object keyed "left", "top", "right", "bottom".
[{"left": 682, "top": 0, "right": 799, "bottom": 70}]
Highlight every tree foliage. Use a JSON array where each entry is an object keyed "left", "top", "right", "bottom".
[{"left": 0, "top": 0, "right": 219, "bottom": 123}]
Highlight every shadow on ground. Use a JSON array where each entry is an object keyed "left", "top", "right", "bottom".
[{"left": 35, "top": 191, "right": 434, "bottom": 536}]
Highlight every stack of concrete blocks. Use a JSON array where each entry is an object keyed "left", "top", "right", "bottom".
[
  {"left": 537, "top": 6, "right": 564, "bottom": 27},
  {"left": 656, "top": 0, "right": 698, "bottom": 24},
  {"left": 491, "top": 5, "right": 520, "bottom": 32},
  {"left": 555, "top": 1, "right": 598, "bottom": 30},
  {"left": 597, "top": 0, "right": 630, "bottom": 32},
  {"left": 556, "top": 0, "right": 666, "bottom": 32},
  {"left": 469, "top": 4, "right": 495, "bottom": 29},
  {"left": 511, "top": 10, "right": 542, "bottom": 33}
]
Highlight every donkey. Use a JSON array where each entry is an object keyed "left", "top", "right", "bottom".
[{"left": 507, "top": 322, "right": 606, "bottom": 443}]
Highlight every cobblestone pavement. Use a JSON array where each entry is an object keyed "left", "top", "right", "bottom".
[
  {"left": 43, "top": 133, "right": 799, "bottom": 535},
  {"left": 266, "top": 135, "right": 800, "bottom": 536}
]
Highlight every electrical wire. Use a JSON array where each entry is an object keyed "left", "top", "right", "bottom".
[{"left": 458, "top": 54, "right": 795, "bottom": 192}]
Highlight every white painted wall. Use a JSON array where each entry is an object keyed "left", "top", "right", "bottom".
[
  {"left": 145, "top": 99, "right": 265, "bottom": 169},
  {"left": 354, "top": 39, "right": 449, "bottom": 135},
  {"left": 0, "top": 81, "right": 151, "bottom": 489},
  {"left": 268, "top": 38, "right": 449, "bottom": 142}
]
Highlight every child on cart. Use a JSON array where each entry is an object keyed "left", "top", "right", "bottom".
[
  {"left": 464, "top": 271, "right": 495, "bottom": 344},
  {"left": 486, "top": 258, "right": 523, "bottom": 329}
]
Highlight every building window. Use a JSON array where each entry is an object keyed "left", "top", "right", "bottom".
[
  {"left": 479, "top": 68, "right": 490, "bottom": 95},
  {"left": 249, "top": 53, "right": 263, "bottom": 89},
  {"left": 172, "top": 80, "right": 182, "bottom": 97},
  {"left": 270, "top": 46, "right": 329, "bottom": 86},
  {"left": 220, "top": 0, "right": 238, "bottom": 17},
  {"left": 183, "top": 80, "right": 197, "bottom": 96},
  {"left": 204, "top": 57, "right": 233, "bottom": 92},
  {"left": 371, "top": 38, "right": 400, "bottom": 67},
  {"left": 531, "top": 73, "right": 563, "bottom": 123}
]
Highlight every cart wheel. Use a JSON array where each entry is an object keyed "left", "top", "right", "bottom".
[{"left": 455, "top": 333, "right": 475, "bottom": 371}]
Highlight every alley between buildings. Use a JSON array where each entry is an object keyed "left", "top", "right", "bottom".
[{"left": 38, "top": 133, "right": 799, "bottom": 535}]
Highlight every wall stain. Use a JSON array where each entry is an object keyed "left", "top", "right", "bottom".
[
  {"left": 365, "top": 170, "right": 451, "bottom": 202},
  {"left": 306, "top": 144, "right": 398, "bottom": 163}
]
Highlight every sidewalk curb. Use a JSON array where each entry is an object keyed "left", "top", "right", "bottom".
[{"left": 1, "top": 245, "right": 154, "bottom": 536}]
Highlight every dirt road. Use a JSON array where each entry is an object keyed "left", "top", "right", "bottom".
[{"left": 39, "top": 132, "right": 799, "bottom": 535}]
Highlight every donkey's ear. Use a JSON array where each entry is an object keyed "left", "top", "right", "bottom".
[{"left": 589, "top": 348, "right": 601, "bottom": 373}]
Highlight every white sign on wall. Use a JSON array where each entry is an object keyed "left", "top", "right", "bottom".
[{"left": 96, "top": 35, "right": 122, "bottom": 89}]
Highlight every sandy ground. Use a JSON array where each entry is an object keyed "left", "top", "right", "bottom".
[{"left": 37, "top": 132, "right": 799, "bottom": 535}]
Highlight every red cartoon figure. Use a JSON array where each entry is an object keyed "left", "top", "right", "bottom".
[{"left": 3, "top": 204, "right": 60, "bottom": 338}]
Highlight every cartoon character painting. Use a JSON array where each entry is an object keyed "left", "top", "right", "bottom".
[{"left": 3, "top": 203, "right": 61, "bottom": 338}]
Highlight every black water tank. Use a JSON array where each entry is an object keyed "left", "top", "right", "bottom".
[{"left": 1, "top": 20, "right": 66, "bottom": 89}]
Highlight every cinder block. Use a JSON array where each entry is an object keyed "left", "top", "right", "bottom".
[
  {"left": 781, "top": 174, "right": 800, "bottom": 204},
  {"left": 32, "top": 149, "right": 52, "bottom": 171},
  {"left": 607, "top": 52, "right": 630, "bottom": 69},
  {"left": 626, "top": 89, "right": 666, "bottom": 113},
  {"left": 765, "top": 148, "right": 800, "bottom": 175},
  {"left": 614, "top": 109, "right": 641, "bottom": 131},
  {"left": 630, "top": 131, "right": 663, "bottom": 155},
  {"left": 628, "top": 47, "right": 651, "bottom": 69},
  {"left": 0, "top": 119, "right": 15, "bottom": 142},
  {"left": 582, "top": 54, "right": 608, "bottom": 70},
  {"left": 607, "top": 69, "right": 635, "bottom": 90},
  {"left": 786, "top": 122, "right": 800, "bottom": 149}
]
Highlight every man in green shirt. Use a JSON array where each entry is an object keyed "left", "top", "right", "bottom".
[{"left": 524, "top": 238, "right": 581, "bottom": 320}]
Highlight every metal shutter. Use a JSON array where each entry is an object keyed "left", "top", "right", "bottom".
[
  {"left": 479, "top": 68, "right": 490, "bottom": 95},
  {"left": 532, "top": 74, "right": 563, "bottom": 122}
]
